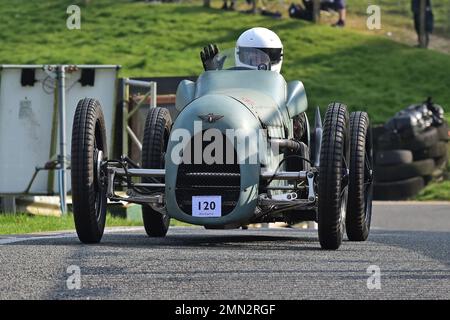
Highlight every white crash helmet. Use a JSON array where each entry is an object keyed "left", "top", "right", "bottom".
[{"left": 235, "top": 27, "right": 283, "bottom": 73}]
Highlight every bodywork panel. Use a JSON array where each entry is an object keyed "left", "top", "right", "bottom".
[
  {"left": 169, "top": 70, "right": 309, "bottom": 226},
  {"left": 165, "top": 94, "right": 261, "bottom": 226},
  {"left": 286, "top": 80, "right": 308, "bottom": 118}
]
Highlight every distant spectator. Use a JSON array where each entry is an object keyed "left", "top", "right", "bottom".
[
  {"left": 321, "top": 0, "right": 346, "bottom": 27},
  {"left": 222, "top": 0, "right": 236, "bottom": 10},
  {"left": 246, "top": 0, "right": 257, "bottom": 14},
  {"left": 222, "top": 0, "right": 258, "bottom": 13},
  {"left": 411, "top": 0, "right": 434, "bottom": 48},
  {"left": 289, "top": 0, "right": 314, "bottom": 21},
  {"left": 289, "top": 0, "right": 346, "bottom": 27}
]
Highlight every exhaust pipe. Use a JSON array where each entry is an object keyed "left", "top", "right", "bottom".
[{"left": 270, "top": 138, "right": 303, "bottom": 153}]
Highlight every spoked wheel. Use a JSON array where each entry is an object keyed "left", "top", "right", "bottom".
[
  {"left": 141, "top": 107, "right": 172, "bottom": 237},
  {"left": 71, "top": 98, "right": 108, "bottom": 244},
  {"left": 318, "top": 103, "right": 350, "bottom": 250},
  {"left": 346, "top": 112, "right": 373, "bottom": 241}
]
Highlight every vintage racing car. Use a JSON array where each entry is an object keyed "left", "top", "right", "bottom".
[{"left": 70, "top": 48, "right": 373, "bottom": 249}]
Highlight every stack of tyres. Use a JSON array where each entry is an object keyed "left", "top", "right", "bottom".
[
  {"left": 374, "top": 149, "right": 429, "bottom": 200},
  {"left": 373, "top": 100, "right": 449, "bottom": 200},
  {"left": 420, "top": 121, "right": 450, "bottom": 182}
]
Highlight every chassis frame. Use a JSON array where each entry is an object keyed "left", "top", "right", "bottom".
[{"left": 103, "top": 157, "right": 320, "bottom": 222}]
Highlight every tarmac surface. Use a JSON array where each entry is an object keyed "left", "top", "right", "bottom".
[{"left": 0, "top": 201, "right": 449, "bottom": 299}]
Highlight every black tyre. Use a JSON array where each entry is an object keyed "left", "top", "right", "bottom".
[
  {"left": 436, "top": 122, "right": 449, "bottom": 141},
  {"left": 71, "top": 98, "right": 108, "bottom": 244},
  {"left": 318, "top": 103, "right": 350, "bottom": 250},
  {"left": 346, "top": 112, "right": 373, "bottom": 241},
  {"left": 374, "top": 159, "right": 435, "bottom": 182},
  {"left": 378, "top": 127, "right": 439, "bottom": 151},
  {"left": 373, "top": 177, "right": 425, "bottom": 200},
  {"left": 371, "top": 124, "right": 386, "bottom": 148},
  {"left": 413, "top": 141, "right": 448, "bottom": 160},
  {"left": 435, "top": 153, "right": 448, "bottom": 169},
  {"left": 375, "top": 150, "right": 413, "bottom": 166},
  {"left": 141, "top": 107, "right": 172, "bottom": 237}
]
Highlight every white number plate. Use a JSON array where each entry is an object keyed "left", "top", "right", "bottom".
[{"left": 192, "top": 196, "right": 222, "bottom": 217}]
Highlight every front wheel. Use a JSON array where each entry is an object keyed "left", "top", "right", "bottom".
[
  {"left": 317, "top": 103, "right": 350, "bottom": 250},
  {"left": 346, "top": 112, "right": 373, "bottom": 241},
  {"left": 71, "top": 98, "right": 108, "bottom": 244},
  {"left": 141, "top": 107, "right": 172, "bottom": 237}
]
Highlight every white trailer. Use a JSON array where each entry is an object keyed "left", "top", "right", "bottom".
[{"left": 0, "top": 65, "right": 119, "bottom": 212}]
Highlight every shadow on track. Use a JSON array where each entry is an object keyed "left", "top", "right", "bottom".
[
  {"left": 369, "top": 229, "right": 450, "bottom": 267},
  {"left": 7, "top": 228, "right": 325, "bottom": 251}
]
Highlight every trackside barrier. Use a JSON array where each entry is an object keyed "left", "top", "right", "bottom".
[
  {"left": 0, "top": 64, "right": 119, "bottom": 214},
  {"left": 122, "top": 78, "right": 157, "bottom": 158}
]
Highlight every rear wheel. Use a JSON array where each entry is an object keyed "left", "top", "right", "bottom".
[
  {"left": 318, "top": 103, "right": 350, "bottom": 250},
  {"left": 346, "top": 112, "right": 373, "bottom": 241},
  {"left": 141, "top": 107, "right": 172, "bottom": 237},
  {"left": 71, "top": 98, "right": 108, "bottom": 244}
]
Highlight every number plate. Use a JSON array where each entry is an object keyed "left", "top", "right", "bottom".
[{"left": 192, "top": 196, "right": 222, "bottom": 217}]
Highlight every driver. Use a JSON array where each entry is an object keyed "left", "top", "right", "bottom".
[
  {"left": 200, "top": 28, "right": 307, "bottom": 142},
  {"left": 200, "top": 27, "right": 284, "bottom": 73}
]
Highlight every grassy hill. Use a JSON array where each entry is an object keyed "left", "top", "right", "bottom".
[
  {"left": 0, "top": 0, "right": 449, "bottom": 124},
  {"left": 346, "top": 0, "right": 450, "bottom": 38},
  {"left": 0, "top": 0, "right": 449, "bottom": 201}
]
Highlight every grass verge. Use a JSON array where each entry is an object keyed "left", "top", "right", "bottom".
[
  {"left": 416, "top": 180, "right": 450, "bottom": 201},
  {"left": 0, "top": 213, "right": 189, "bottom": 235}
]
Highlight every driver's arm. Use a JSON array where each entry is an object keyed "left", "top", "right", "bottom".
[{"left": 200, "top": 44, "right": 220, "bottom": 71}]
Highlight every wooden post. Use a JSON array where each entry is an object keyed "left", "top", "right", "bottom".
[
  {"left": 419, "top": 0, "right": 427, "bottom": 48},
  {"left": 312, "top": 0, "right": 321, "bottom": 23}
]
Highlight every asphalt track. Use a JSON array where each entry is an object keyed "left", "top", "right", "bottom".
[{"left": 0, "top": 202, "right": 449, "bottom": 299}]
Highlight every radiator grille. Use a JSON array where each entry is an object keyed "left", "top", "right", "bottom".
[{"left": 175, "top": 135, "right": 240, "bottom": 216}]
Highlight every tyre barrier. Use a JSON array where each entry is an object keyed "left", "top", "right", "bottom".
[
  {"left": 375, "top": 150, "right": 413, "bottom": 166},
  {"left": 435, "top": 153, "right": 449, "bottom": 169},
  {"left": 413, "top": 141, "right": 448, "bottom": 160},
  {"left": 373, "top": 100, "right": 448, "bottom": 200},
  {"left": 374, "top": 176, "right": 425, "bottom": 201},
  {"left": 372, "top": 124, "right": 387, "bottom": 149},
  {"left": 374, "top": 159, "right": 435, "bottom": 182},
  {"left": 378, "top": 127, "right": 439, "bottom": 151},
  {"left": 436, "top": 122, "right": 449, "bottom": 141}
]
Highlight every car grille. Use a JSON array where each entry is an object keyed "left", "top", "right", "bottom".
[{"left": 175, "top": 135, "right": 240, "bottom": 216}]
